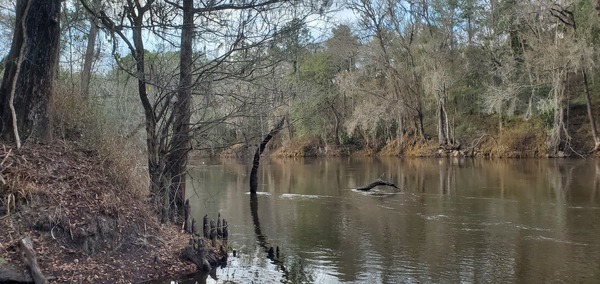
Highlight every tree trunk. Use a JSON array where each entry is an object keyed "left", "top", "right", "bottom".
[
  {"left": 250, "top": 118, "right": 285, "bottom": 194},
  {"left": 551, "top": 70, "right": 568, "bottom": 155},
  {"left": 81, "top": 4, "right": 99, "bottom": 97},
  {"left": 167, "top": 0, "right": 194, "bottom": 222},
  {"left": 583, "top": 70, "right": 600, "bottom": 152},
  {"left": 437, "top": 94, "right": 448, "bottom": 145},
  {"left": 329, "top": 99, "right": 341, "bottom": 145},
  {"left": 129, "top": 9, "right": 162, "bottom": 214},
  {"left": 0, "top": 0, "right": 61, "bottom": 143}
]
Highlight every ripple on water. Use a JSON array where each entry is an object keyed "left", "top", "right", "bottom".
[
  {"left": 417, "top": 213, "right": 451, "bottom": 221},
  {"left": 245, "top": 191, "right": 271, "bottom": 196},
  {"left": 523, "top": 235, "right": 592, "bottom": 246},
  {"left": 279, "top": 193, "right": 322, "bottom": 199},
  {"left": 514, "top": 224, "right": 553, "bottom": 232},
  {"left": 350, "top": 188, "right": 399, "bottom": 196}
]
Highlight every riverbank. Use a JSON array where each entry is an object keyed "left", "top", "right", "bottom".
[{"left": 0, "top": 141, "right": 215, "bottom": 283}]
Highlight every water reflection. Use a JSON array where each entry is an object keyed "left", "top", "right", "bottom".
[{"left": 184, "top": 158, "right": 600, "bottom": 283}]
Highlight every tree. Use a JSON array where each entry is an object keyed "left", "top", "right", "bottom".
[
  {"left": 0, "top": 0, "right": 61, "bottom": 147},
  {"left": 80, "top": 0, "right": 100, "bottom": 97},
  {"left": 348, "top": 0, "right": 428, "bottom": 142},
  {"left": 83, "top": 0, "right": 327, "bottom": 223}
]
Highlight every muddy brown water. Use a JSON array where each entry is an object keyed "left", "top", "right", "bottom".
[{"left": 178, "top": 157, "right": 600, "bottom": 283}]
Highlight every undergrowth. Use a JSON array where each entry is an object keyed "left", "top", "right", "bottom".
[{"left": 50, "top": 86, "right": 148, "bottom": 197}]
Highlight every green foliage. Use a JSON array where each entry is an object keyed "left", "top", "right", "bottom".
[
  {"left": 270, "top": 18, "right": 313, "bottom": 63},
  {"left": 290, "top": 93, "right": 328, "bottom": 139},
  {"left": 298, "top": 52, "right": 338, "bottom": 92}
]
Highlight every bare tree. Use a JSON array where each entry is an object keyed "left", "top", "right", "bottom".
[{"left": 82, "top": 0, "right": 326, "bottom": 222}]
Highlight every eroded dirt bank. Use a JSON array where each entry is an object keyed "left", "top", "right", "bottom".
[{"left": 0, "top": 141, "right": 220, "bottom": 283}]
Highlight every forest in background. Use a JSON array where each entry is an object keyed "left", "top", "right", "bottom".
[{"left": 2, "top": 0, "right": 600, "bottom": 161}]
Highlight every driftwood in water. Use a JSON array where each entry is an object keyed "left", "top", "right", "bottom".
[
  {"left": 19, "top": 237, "right": 48, "bottom": 284},
  {"left": 356, "top": 179, "right": 399, "bottom": 191},
  {"left": 250, "top": 117, "right": 286, "bottom": 194}
]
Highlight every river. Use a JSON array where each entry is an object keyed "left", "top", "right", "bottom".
[{"left": 179, "top": 157, "right": 600, "bottom": 283}]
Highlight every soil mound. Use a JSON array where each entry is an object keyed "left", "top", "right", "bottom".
[{"left": 0, "top": 141, "right": 196, "bottom": 283}]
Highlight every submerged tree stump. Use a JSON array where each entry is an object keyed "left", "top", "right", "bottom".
[{"left": 356, "top": 179, "right": 399, "bottom": 191}]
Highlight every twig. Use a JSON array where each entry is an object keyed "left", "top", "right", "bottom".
[{"left": 0, "top": 148, "right": 12, "bottom": 167}]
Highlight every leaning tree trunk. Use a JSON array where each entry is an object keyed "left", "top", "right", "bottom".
[
  {"left": 0, "top": 0, "right": 61, "bottom": 144},
  {"left": 250, "top": 118, "right": 285, "bottom": 194}
]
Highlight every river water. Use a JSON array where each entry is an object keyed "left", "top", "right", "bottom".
[{"left": 181, "top": 157, "right": 600, "bottom": 283}]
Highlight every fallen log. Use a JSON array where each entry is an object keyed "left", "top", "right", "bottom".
[
  {"left": 19, "top": 237, "right": 48, "bottom": 284},
  {"left": 356, "top": 179, "right": 399, "bottom": 191}
]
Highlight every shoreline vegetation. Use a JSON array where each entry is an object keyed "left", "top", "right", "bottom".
[{"left": 219, "top": 131, "right": 598, "bottom": 159}]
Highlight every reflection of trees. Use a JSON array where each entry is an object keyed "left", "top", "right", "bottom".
[
  {"left": 547, "top": 160, "right": 574, "bottom": 201},
  {"left": 438, "top": 159, "right": 457, "bottom": 195},
  {"left": 594, "top": 160, "right": 600, "bottom": 202},
  {"left": 250, "top": 193, "right": 316, "bottom": 283}
]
